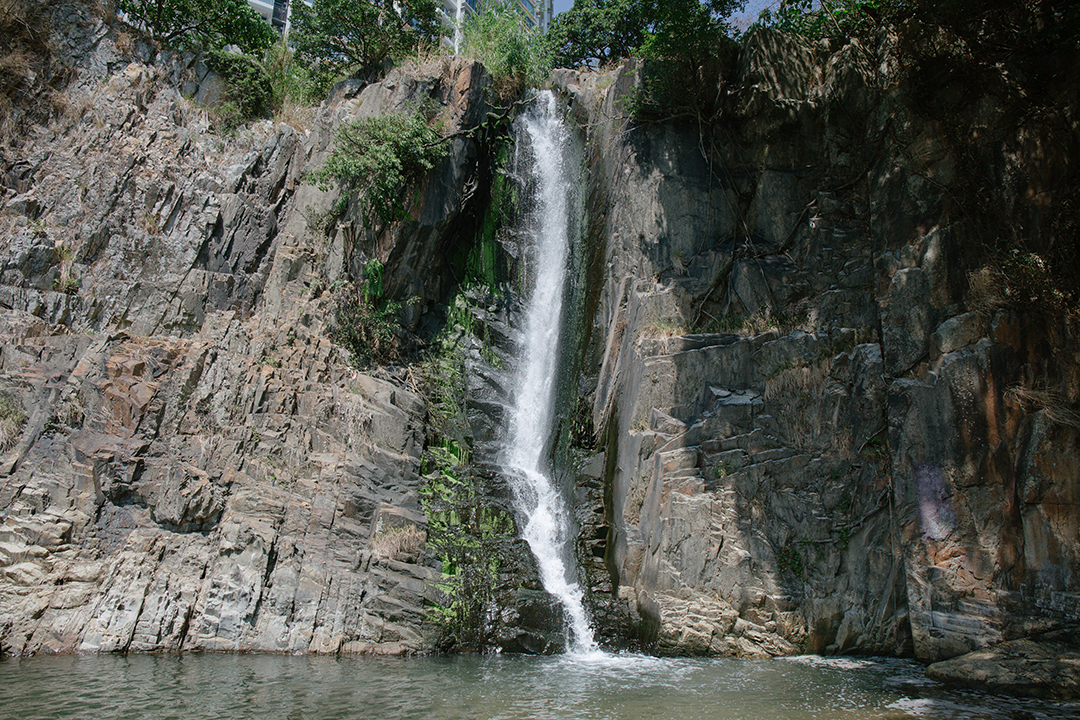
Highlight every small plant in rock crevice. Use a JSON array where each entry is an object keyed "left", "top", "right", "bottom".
[
  {"left": 645, "top": 317, "right": 689, "bottom": 339},
  {"left": 862, "top": 433, "right": 888, "bottom": 459},
  {"left": 53, "top": 274, "right": 80, "bottom": 295},
  {"left": 420, "top": 437, "right": 515, "bottom": 652},
  {"left": 328, "top": 259, "right": 415, "bottom": 368},
  {"left": 714, "top": 461, "right": 734, "bottom": 479},
  {"left": 836, "top": 525, "right": 851, "bottom": 551},
  {"left": 837, "top": 491, "right": 853, "bottom": 515},
  {"left": 777, "top": 543, "right": 803, "bottom": 577}
]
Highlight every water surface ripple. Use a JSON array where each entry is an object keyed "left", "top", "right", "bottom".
[{"left": 1, "top": 653, "right": 1077, "bottom": 720}]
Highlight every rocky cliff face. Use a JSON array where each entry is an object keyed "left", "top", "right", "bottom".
[
  {"left": 1, "top": 2, "right": 1078, "bottom": 679},
  {"left": 0, "top": 1, "right": 508, "bottom": 655},
  {"left": 557, "top": 26, "right": 1080, "bottom": 666}
]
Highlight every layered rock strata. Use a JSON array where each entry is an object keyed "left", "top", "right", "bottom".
[
  {"left": 556, "top": 26, "right": 1080, "bottom": 668},
  {"left": 0, "top": 2, "right": 501, "bottom": 655}
]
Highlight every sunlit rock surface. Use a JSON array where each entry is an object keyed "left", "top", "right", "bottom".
[{"left": 0, "top": 1, "right": 494, "bottom": 655}]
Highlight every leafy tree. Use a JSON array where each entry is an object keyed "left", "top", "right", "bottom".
[
  {"left": 640, "top": 0, "right": 741, "bottom": 66},
  {"left": 753, "top": 0, "right": 911, "bottom": 38},
  {"left": 545, "top": 0, "right": 744, "bottom": 68},
  {"left": 290, "top": 0, "right": 442, "bottom": 88},
  {"left": 544, "top": 0, "right": 649, "bottom": 68},
  {"left": 118, "top": 0, "right": 277, "bottom": 53},
  {"left": 461, "top": 0, "right": 552, "bottom": 100}
]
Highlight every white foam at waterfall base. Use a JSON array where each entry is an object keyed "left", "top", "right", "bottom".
[{"left": 502, "top": 90, "right": 597, "bottom": 654}]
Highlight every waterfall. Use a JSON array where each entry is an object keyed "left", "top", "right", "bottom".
[
  {"left": 453, "top": 1, "right": 464, "bottom": 55},
  {"left": 502, "top": 91, "right": 597, "bottom": 654}
]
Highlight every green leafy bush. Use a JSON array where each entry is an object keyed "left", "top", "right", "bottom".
[
  {"left": 205, "top": 49, "right": 273, "bottom": 128},
  {"left": 776, "top": 544, "right": 803, "bottom": 576},
  {"left": 118, "top": 0, "right": 277, "bottom": 53},
  {"left": 461, "top": 0, "right": 552, "bottom": 100},
  {"left": 309, "top": 109, "right": 447, "bottom": 226},
  {"left": 420, "top": 437, "right": 516, "bottom": 651}
]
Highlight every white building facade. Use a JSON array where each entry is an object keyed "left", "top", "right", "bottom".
[{"left": 247, "top": 0, "right": 291, "bottom": 31}]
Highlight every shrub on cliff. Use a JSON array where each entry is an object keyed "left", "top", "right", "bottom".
[
  {"left": 308, "top": 109, "right": 447, "bottom": 226},
  {"left": 329, "top": 259, "right": 415, "bottom": 367},
  {"left": 204, "top": 49, "right": 273, "bottom": 128},
  {"left": 460, "top": 0, "right": 552, "bottom": 100},
  {"left": 117, "top": 0, "right": 277, "bottom": 53},
  {"left": 290, "top": 0, "right": 442, "bottom": 91}
]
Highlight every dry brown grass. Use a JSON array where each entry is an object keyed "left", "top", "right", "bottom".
[
  {"left": 625, "top": 481, "right": 649, "bottom": 526},
  {"left": 274, "top": 99, "right": 315, "bottom": 132},
  {"left": 114, "top": 30, "right": 134, "bottom": 56},
  {"left": 370, "top": 524, "right": 427, "bottom": 561},
  {"left": 0, "top": 394, "right": 27, "bottom": 452},
  {"left": 1006, "top": 385, "right": 1080, "bottom": 430},
  {"left": 968, "top": 266, "right": 1007, "bottom": 321},
  {"left": 740, "top": 309, "right": 783, "bottom": 336},
  {"left": 398, "top": 50, "right": 454, "bottom": 80},
  {"left": 0, "top": 48, "right": 35, "bottom": 84},
  {"left": 765, "top": 358, "right": 832, "bottom": 402},
  {"left": 0, "top": 0, "right": 66, "bottom": 141}
]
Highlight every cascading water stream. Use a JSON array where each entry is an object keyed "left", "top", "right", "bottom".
[
  {"left": 502, "top": 91, "right": 597, "bottom": 655},
  {"left": 453, "top": 1, "right": 464, "bottom": 54}
]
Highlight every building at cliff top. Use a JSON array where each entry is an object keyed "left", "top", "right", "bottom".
[{"left": 247, "top": 0, "right": 292, "bottom": 31}]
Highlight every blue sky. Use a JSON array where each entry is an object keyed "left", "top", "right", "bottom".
[{"left": 552, "top": 0, "right": 774, "bottom": 29}]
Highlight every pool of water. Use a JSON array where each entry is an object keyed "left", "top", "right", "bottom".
[{"left": 1, "top": 651, "right": 1076, "bottom": 720}]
